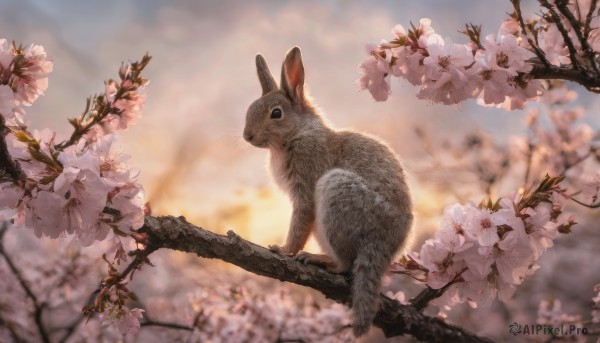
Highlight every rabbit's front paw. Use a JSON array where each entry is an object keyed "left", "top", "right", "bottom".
[{"left": 268, "top": 244, "right": 296, "bottom": 256}]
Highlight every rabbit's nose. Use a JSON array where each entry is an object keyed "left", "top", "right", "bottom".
[{"left": 243, "top": 132, "right": 254, "bottom": 142}]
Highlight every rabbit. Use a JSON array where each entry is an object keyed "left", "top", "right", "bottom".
[{"left": 243, "top": 46, "right": 413, "bottom": 337}]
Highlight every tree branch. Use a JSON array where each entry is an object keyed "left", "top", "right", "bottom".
[
  {"left": 529, "top": 62, "right": 600, "bottom": 92},
  {"left": 139, "top": 216, "right": 493, "bottom": 343}
]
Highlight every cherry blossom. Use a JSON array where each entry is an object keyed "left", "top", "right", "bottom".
[
  {"left": 461, "top": 268, "right": 516, "bottom": 307},
  {"left": 416, "top": 240, "right": 467, "bottom": 289},
  {"left": 582, "top": 173, "right": 600, "bottom": 205},
  {"left": 0, "top": 39, "right": 13, "bottom": 73},
  {"left": 0, "top": 85, "right": 23, "bottom": 125},
  {"left": 385, "top": 290, "right": 407, "bottom": 304},
  {"left": 0, "top": 183, "right": 23, "bottom": 221},
  {"left": 436, "top": 203, "right": 472, "bottom": 251},
  {"left": 522, "top": 206, "right": 554, "bottom": 255},
  {"left": 11, "top": 44, "right": 53, "bottom": 106},
  {"left": 537, "top": 26, "right": 571, "bottom": 66},
  {"left": 99, "top": 304, "right": 145, "bottom": 336},
  {"left": 388, "top": 19, "right": 434, "bottom": 86},
  {"left": 392, "top": 174, "right": 579, "bottom": 310},
  {"left": 418, "top": 35, "right": 475, "bottom": 104},
  {"left": 355, "top": 44, "right": 390, "bottom": 101},
  {"left": 473, "top": 33, "right": 538, "bottom": 106},
  {"left": 101, "top": 80, "right": 146, "bottom": 132},
  {"left": 0, "top": 129, "right": 144, "bottom": 245}
]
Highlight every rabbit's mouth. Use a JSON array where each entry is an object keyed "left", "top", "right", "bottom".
[
  {"left": 243, "top": 132, "right": 269, "bottom": 148},
  {"left": 249, "top": 139, "right": 269, "bottom": 148}
]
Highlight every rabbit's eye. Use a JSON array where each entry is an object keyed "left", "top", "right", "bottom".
[{"left": 271, "top": 108, "right": 282, "bottom": 119}]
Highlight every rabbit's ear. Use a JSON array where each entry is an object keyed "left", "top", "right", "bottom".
[
  {"left": 280, "top": 47, "right": 305, "bottom": 105},
  {"left": 256, "top": 54, "right": 278, "bottom": 95}
]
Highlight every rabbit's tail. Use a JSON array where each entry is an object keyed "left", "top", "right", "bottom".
[{"left": 351, "top": 242, "right": 389, "bottom": 337}]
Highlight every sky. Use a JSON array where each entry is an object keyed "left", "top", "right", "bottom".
[{"left": 2, "top": 0, "right": 599, "bottom": 249}]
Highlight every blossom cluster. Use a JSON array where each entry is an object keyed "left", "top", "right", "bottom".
[
  {"left": 356, "top": 18, "right": 541, "bottom": 108},
  {"left": 179, "top": 286, "right": 353, "bottom": 343},
  {"left": 394, "top": 175, "right": 575, "bottom": 308},
  {"left": 0, "top": 39, "right": 149, "bottom": 337},
  {"left": 0, "top": 131, "right": 144, "bottom": 246},
  {"left": 0, "top": 39, "right": 147, "bottom": 246},
  {"left": 509, "top": 86, "right": 597, "bottom": 179},
  {"left": 535, "top": 297, "right": 586, "bottom": 340},
  {"left": 82, "top": 59, "right": 149, "bottom": 145},
  {"left": 0, "top": 39, "right": 52, "bottom": 126},
  {"left": 357, "top": 0, "right": 600, "bottom": 109}
]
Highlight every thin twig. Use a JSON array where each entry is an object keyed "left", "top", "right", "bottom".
[
  {"left": 569, "top": 196, "right": 600, "bottom": 208},
  {"left": 0, "top": 223, "right": 50, "bottom": 343},
  {"left": 512, "top": 0, "right": 552, "bottom": 68},
  {"left": 58, "top": 292, "right": 96, "bottom": 343},
  {"left": 539, "top": 0, "right": 582, "bottom": 70},
  {"left": 583, "top": 0, "right": 598, "bottom": 40},
  {"left": 554, "top": 0, "right": 600, "bottom": 74},
  {"left": 141, "top": 320, "right": 193, "bottom": 331},
  {"left": 409, "top": 269, "right": 466, "bottom": 312},
  {"left": 512, "top": 0, "right": 529, "bottom": 36}
]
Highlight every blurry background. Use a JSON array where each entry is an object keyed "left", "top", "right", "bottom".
[{"left": 1, "top": 0, "right": 599, "bottom": 341}]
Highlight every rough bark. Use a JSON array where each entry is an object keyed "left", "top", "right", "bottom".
[{"left": 140, "top": 215, "right": 494, "bottom": 343}]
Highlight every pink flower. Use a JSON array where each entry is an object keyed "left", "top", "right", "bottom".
[
  {"left": 7, "top": 129, "right": 59, "bottom": 183},
  {"left": 464, "top": 207, "right": 521, "bottom": 247},
  {"left": 497, "top": 78, "right": 543, "bottom": 110},
  {"left": 385, "top": 290, "right": 407, "bottom": 304},
  {"left": 110, "top": 85, "right": 146, "bottom": 131},
  {"left": 582, "top": 174, "right": 600, "bottom": 205},
  {"left": 412, "top": 18, "right": 435, "bottom": 38},
  {"left": 498, "top": 18, "right": 520, "bottom": 35},
  {"left": 90, "top": 135, "right": 138, "bottom": 186},
  {"left": 0, "top": 183, "right": 23, "bottom": 221},
  {"left": 473, "top": 33, "right": 534, "bottom": 106},
  {"left": 465, "top": 209, "right": 500, "bottom": 246},
  {"left": 0, "top": 39, "right": 14, "bottom": 80},
  {"left": 356, "top": 44, "right": 391, "bottom": 101},
  {"left": 418, "top": 239, "right": 467, "bottom": 289},
  {"left": 88, "top": 135, "right": 145, "bottom": 233},
  {"left": 551, "top": 190, "right": 569, "bottom": 213},
  {"left": 471, "top": 32, "right": 541, "bottom": 109},
  {"left": 26, "top": 190, "right": 68, "bottom": 239},
  {"left": 461, "top": 268, "right": 516, "bottom": 307},
  {"left": 0, "top": 85, "right": 16, "bottom": 117},
  {"left": 469, "top": 233, "right": 533, "bottom": 286},
  {"left": 100, "top": 304, "right": 145, "bottom": 336},
  {"left": 109, "top": 182, "right": 145, "bottom": 233},
  {"left": 388, "top": 19, "right": 434, "bottom": 86},
  {"left": 522, "top": 206, "right": 557, "bottom": 259},
  {"left": 436, "top": 203, "right": 471, "bottom": 250},
  {"left": 85, "top": 79, "right": 146, "bottom": 143},
  {"left": 10, "top": 43, "right": 53, "bottom": 106},
  {"left": 418, "top": 35, "right": 475, "bottom": 104},
  {"left": 54, "top": 148, "right": 113, "bottom": 245},
  {"left": 0, "top": 85, "right": 26, "bottom": 127},
  {"left": 538, "top": 26, "right": 571, "bottom": 66}
]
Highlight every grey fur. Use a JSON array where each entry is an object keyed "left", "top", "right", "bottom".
[{"left": 243, "top": 47, "right": 413, "bottom": 337}]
